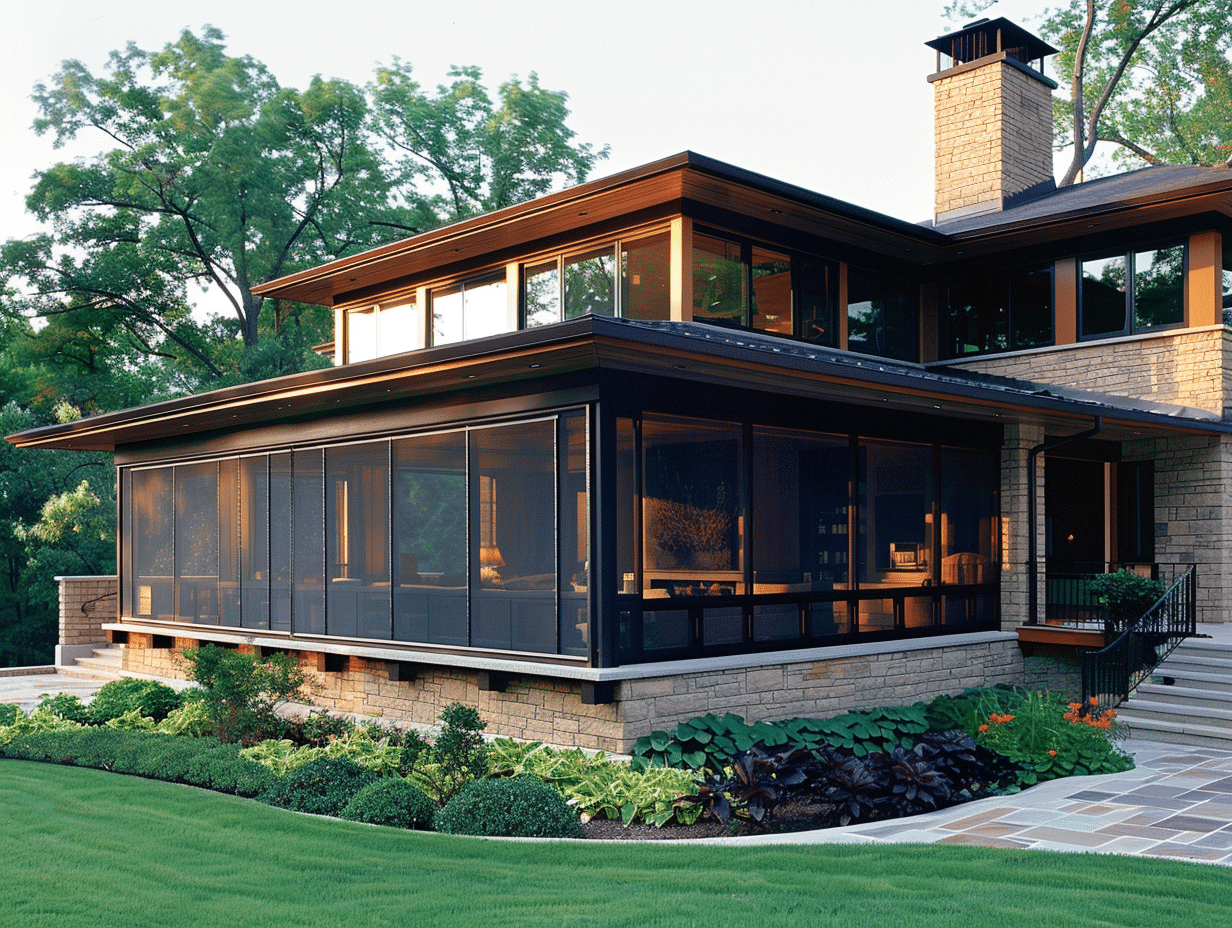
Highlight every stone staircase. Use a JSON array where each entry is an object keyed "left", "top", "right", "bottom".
[
  {"left": 58, "top": 644, "right": 125, "bottom": 681},
  {"left": 1116, "top": 637, "right": 1232, "bottom": 749}
]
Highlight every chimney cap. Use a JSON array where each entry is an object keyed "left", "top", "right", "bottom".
[{"left": 926, "top": 16, "right": 1057, "bottom": 66}]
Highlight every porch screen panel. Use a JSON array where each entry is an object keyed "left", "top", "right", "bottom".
[
  {"left": 471, "top": 420, "right": 556, "bottom": 653},
  {"left": 858, "top": 440, "right": 933, "bottom": 591},
  {"left": 326, "top": 442, "right": 391, "bottom": 640},
  {"left": 392, "top": 430, "right": 467, "bottom": 645},
  {"left": 292, "top": 450, "right": 325, "bottom": 635},
  {"left": 269, "top": 453, "right": 293, "bottom": 632},
  {"left": 641, "top": 416, "right": 744, "bottom": 596},
  {"left": 119, "top": 468, "right": 132, "bottom": 617},
  {"left": 752, "top": 427, "right": 849, "bottom": 641},
  {"left": 174, "top": 462, "right": 219, "bottom": 624},
  {"left": 559, "top": 411, "right": 589, "bottom": 657},
  {"left": 218, "top": 458, "right": 241, "bottom": 626},
  {"left": 940, "top": 447, "right": 998, "bottom": 625},
  {"left": 240, "top": 455, "right": 272, "bottom": 630},
  {"left": 131, "top": 467, "right": 173, "bottom": 619}
]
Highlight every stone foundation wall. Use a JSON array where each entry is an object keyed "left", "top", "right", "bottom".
[
  {"left": 121, "top": 635, "right": 1080, "bottom": 752},
  {"left": 58, "top": 576, "right": 117, "bottom": 646}
]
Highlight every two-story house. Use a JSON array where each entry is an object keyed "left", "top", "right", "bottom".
[{"left": 12, "top": 19, "right": 1232, "bottom": 750}]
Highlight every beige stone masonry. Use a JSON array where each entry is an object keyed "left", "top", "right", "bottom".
[
  {"left": 120, "top": 634, "right": 1079, "bottom": 752},
  {"left": 58, "top": 576, "right": 117, "bottom": 646}
]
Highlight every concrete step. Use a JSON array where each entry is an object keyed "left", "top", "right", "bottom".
[
  {"left": 1142, "top": 665, "right": 1232, "bottom": 694},
  {"left": 1114, "top": 715, "right": 1232, "bottom": 750},
  {"left": 57, "top": 645, "right": 125, "bottom": 682},
  {"left": 1158, "top": 652, "right": 1232, "bottom": 675},
  {"left": 1117, "top": 698, "right": 1232, "bottom": 732},
  {"left": 1133, "top": 682, "right": 1232, "bottom": 711}
]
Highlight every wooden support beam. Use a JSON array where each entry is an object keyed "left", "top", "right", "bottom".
[{"left": 580, "top": 682, "right": 615, "bottom": 705}]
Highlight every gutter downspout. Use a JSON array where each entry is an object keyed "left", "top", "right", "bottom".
[{"left": 1027, "top": 416, "right": 1103, "bottom": 625}]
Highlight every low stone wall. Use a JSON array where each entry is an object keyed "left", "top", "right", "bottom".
[
  {"left": 121, "top": 634, "right": 1081, "bottom": 753},
  {"left": 56, "top": 575, "right": 117, "bottom": 665}
]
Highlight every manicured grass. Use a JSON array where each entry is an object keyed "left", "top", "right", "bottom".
[{"left": 3, "top": 760, "right": 1231, "bottom": 927}]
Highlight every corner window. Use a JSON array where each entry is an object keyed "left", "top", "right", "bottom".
[
  {"left": 524, "top": 233, "right": 670, "bottom": 327},
  {"left": 1081, "top": 245, "right": 1184, "bottom": 338},
  {"left": 432, "top": 272, "right": 509, "bottom": 346},
  {"left": 943, "top": 264, "right": 1053, "bottom": 358},
  {"left": 847, "top": 266, "right": 918, "bottom": 361}
]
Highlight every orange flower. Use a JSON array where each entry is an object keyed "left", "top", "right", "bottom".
[
  {"left": 1049, "top": 750, "right": 1057, "bottom": 756},
  {"left": 1089, "top": 696, "right": 1099, "bottom": 706},
  {"left": 978, "top": 724, "right": 989, "bottom": 733}
]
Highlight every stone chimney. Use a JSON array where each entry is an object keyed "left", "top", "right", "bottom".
[{"left": 928, "top": 18, "right": 1058, "bottom": 224}]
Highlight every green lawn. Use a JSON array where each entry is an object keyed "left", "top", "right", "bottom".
[{"left": 3, "top": 760, "right": 1231, "bottom": 927}]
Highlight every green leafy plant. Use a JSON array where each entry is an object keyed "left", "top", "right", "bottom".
[
  {"left": 35, "top": 693, "right": 90, "bottom": 723},
  {"left": 104, "top": 708, "right": 158, "bottom": 731},
  {"left": 488, "top": 739, "right": 701, "bottom": 827},
  {"left": 340, "top": 779, "right": 436, "bottom": 830},
  {"left": 86, "top": 678, "right": 183, "bottom": 723},
  {"left": 156, "top": 699, "right": 215, "bottom": 737},
  {"left": 1087, "top": 570, "right": 1166, "bottom": 631},
  {"left": 0, "top": 703, "right": 21, "bottom": 727},
  {"left": 184, "top": 645, "right": 306, "bottom": 744},
  {"left": 435, "top": 775, "right": 583, "bottom": 838},
  {"left": 258, "top": 756, "right": 378, "bottom": 817}
]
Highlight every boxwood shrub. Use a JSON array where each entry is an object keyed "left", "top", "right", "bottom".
[
  {"left": 87, "top": 678, "right": 183, "bottom": 723},
  {"left": 341, "top": 779, "right": 436, "bottom": 830},
  {"left": 435, "top": 775, "right": 583, "bottom": 838},
  {"left": 258, "top": 756, "right": 378, "bottom": 817}
]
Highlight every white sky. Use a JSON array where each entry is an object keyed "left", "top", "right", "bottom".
[{"left": 1, "top": 0, "right": 1060, "bottom": 308}]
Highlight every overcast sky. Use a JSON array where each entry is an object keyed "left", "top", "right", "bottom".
[{"left": 3, "top": 0, "right": 1058, "bottom": 276}]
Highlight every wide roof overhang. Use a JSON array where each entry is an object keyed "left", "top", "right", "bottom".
[{"left": 8, "top": 317, "right": 1227, "bottom": 454}]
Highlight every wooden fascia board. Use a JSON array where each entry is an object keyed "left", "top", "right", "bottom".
[{"left": 588, "top": 336, "right": 1218, "bottom": 438}]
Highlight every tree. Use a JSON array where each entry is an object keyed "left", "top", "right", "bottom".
[
  {"left": 946, "top": 1, "right": 1232, "bottom": 186},
  {"left": 2, "top": 28, "right": 608, "bottom": 383},
  {"left": 1042, "top": 0, "right": 1232, "bottom": 186}
]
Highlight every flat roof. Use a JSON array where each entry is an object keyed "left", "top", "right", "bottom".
[{"left": 9, "top": 316, "right": 1228, "bottom": 453}]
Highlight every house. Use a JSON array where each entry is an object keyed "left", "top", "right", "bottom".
[{"left": 11, "top": 19, "right": 1232, "bottom": 751}]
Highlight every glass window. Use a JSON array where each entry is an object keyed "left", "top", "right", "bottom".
[
  {"left": 946, "top": 273, "right": 1008, "bottom": 356},
  {"left": 799, "top": 255, "right": 839, "bottom": 347},
  {"left": 847, "top": 266, "right": 918, "bottom": 361},
  {"left": 1133, "top": 246, "right": 1184, "bottom": 329},
  {"left": 751, "top": 246, "right": 792, "bottom": 335},
  {"left": 1011, "top": 265, "right": 1053, "bottom": 349},
  {"left": 347, "top": 307, "right": 378, "bottom": 362},
  {"left": 642, "top": 416, "right": 744, "bottom": 595},
  {"left": 524, "top": 260, "right": 561, "bottom": 328},
  {"left": 859, "top": 440, "right": 933, "bottom": 586},
  {"left": 1081, "top": 255, "right": 1128, "bottom": 336},
  {"left": 940, "top": 447, "right": 998, "bottom": 578},
  {"left": 692, "top": 234, "right": 745, "bottom": 327},
  {"left": 327, "top": 442, "right": 391, "bottom": 640},
  {"left": 433, "top": 274, "right": 509, "bottom": 345},
  {"left": 471, "top": 420, "right": 557, "bottom": 652},
  {"left": 564, "top": 246, "right": 616, "bottom": 319},
  {"left": 621, "top": 234, "right": 670, "bottom": 321},
  {"left": 392, "top": 430, "right": 468, "bottom": 645}
]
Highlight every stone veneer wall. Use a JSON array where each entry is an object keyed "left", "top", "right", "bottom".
[
  {"left": 934, "top": 59, "right": 1054, "bottom": 220},
  {"left": 948, "top": 328, "right": 1231, "bottom": 416},
  {"left": 120, "top": 634, "right": 1079, "bottom": 753},
  {"left": 57, "top": 576, "right": 117, "bottom": 663}
]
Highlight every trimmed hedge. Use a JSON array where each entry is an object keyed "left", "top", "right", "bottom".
[
  {"left": 258, "top": 757, "right": 378, "bottom": 817},
  {"left": 435, "top": 776, "right": 583, "bottom": 838},
  {"left": 341, "top": 779, "right": 436, "bottom": 830}
]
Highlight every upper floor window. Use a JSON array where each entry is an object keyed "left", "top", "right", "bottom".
[
  {"left": 524, "top": 232, "right": 671, "bottom": 327},
  {"left": 943, "top": 264, "right": 1053, "bottom": 358},
  {"left": 691, "top": 230, "right": 838, "bottom": 345},
  {"left": 433, "top": 272, "right": 510, "bottom": 346},
  {"left": 847, "top": 266, "right": 917, "bottom": 362},
  {"left": 1081, "top": 244, "right": 1184, "bottom": 338},
  {"left": 345, "top": 301, "right": 422, "bottom": 363}
]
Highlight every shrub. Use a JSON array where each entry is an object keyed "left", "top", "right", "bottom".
[
  {"left": 0, "top": 704, "right": 24, "bottom": 727},
  {"left": 258, "top": 756, "right": 377, "bottom": 817},
  {"left": 35, "top": 693, "right": 90, "bottom": 723},
  {"left": 341, "top": 779, "right": 436, "bottom": 830},
  {"left": 157, "top": 698, "right": 214, "bottom": 737},
  {"left": 1087, "top": 570, "right": 1166, "bottom": 631},
  {"left": 185, "top": 745, "right": 277, "bottom": 797},
  {"left": 413, "top": 702, "right": 489, "bottom": 804},
  {"left": 184, "top": 645, "right": 306, "bottom": 744},
  {"left": 435, "top": 776, "right": 583, "bottom": 838},
  {"left": 86, "top": 678, "right": 183, "bottom": 723}
]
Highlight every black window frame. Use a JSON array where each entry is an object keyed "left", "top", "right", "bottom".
[{"left": 1079, "top": 242, "right": 1187, "bottom": 341}]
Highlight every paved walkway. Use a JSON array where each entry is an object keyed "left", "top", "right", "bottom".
[{"left": 5, "top": 667, "right": 1232, "bottom": 863}]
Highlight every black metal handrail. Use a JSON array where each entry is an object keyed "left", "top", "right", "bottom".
[
  {"left": 1081, "top": 564, "right": 1196, "bottom": 708},
  {"left": 1035, "top": 562, "right": 1189, "bottom": 628}
]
